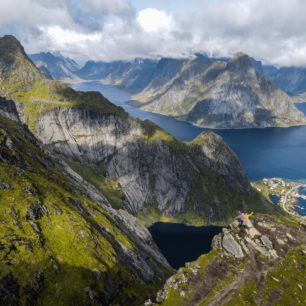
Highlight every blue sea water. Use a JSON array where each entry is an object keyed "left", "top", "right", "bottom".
[{"left": 294, "top": 187, "right": 306, "bottom": 216}]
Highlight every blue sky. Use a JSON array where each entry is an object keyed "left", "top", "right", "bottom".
[{"left": 0, "top": 0, "right": 306, "bottom": 67}]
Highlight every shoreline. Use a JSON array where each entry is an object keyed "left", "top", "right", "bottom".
[
  {"left": 124, "top": 100, "right": 306, "bottom": 131},
  {"left": 252, "top": 178, "right": 306, "bottom": 217}
]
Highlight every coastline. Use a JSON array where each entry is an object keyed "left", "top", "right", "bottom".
[{"left": 124, "top": 100, "right": 306, "bottom": 131}]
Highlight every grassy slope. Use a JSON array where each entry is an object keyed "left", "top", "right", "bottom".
[
  {"left": 0, "top": 114, "right": 172, "bottom": 305},
  {"left": 63, "top": 158, "right": 123, "bottom": 210}
]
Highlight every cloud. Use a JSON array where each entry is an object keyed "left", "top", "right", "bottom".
[
  {"left": 1, "top": 0, "right": 306, "bottom": 66},
  {"left": 137, "top": 8, "right": 174, "bottom": 32}
]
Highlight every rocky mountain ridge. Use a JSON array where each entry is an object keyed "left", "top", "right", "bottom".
[
  {"left": 28, "top": 51, "right": 79, "bottom": 80},
  {"left": 0, "top": 35, "right": 278, "bottom": 226},
  {"left": 0, "top": 102, "right": 173, "bottom": 305},
  {"left": 33, "top": 60, "right": 54, "bottom": 80},
  {"left": 267, "top": 66, "right": 306, "bottom": 102},
  {"left": 127, "top": 52, "right": 306, "bottom": 128}
]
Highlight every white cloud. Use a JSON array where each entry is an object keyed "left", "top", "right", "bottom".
[
  {"left": 1, "top": 0, "right": 306, "bottom": 66},
  {"left": 137, "top": 8, "right": 174, "bottom": 32}
]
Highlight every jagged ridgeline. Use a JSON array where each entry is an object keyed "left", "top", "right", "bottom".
[
  {"left": 0, "top": 35, "right": 281, "bottom": 227},
  {"left": 0, "top": 110, "right": 173, "bottom": 305},
  {"left": 126, "top": 54, "right": 306, "bottom": 128}
]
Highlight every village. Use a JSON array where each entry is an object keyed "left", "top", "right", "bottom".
[{"left": 251, "top": 178, "right": 306, "bottom": 216}]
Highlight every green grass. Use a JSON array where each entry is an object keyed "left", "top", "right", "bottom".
[
  {"left": 0, "top": 113, "right": 172, "bottom": 305},
  {"left": 224, "top": 247, "right": 306, "bottom": 305},
  {"left": 63, "top": 159, "right": 123, "bottom": 210}
]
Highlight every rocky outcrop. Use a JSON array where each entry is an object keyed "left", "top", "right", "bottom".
[
  {"left": 152, "top": 214, "right": 306, "bottom": 305},
  {"left": 33, "top": 60, "right": 54, "bottom": 80},
  {"left": 222, "top": 233, "right": 244, "bottom": 258},
  {"left": 0, "top": 112, "right": 173, "bottom": 305}
]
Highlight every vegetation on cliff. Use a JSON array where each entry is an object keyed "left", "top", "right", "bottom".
[{"left": 0, "top": 113, "right": 173, "bottom": 305}]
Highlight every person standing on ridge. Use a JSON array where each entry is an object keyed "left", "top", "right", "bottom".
[
  {"left": 239, "top": 211, "right": 244, "bottom": 228},
  {"left": 242, "top": 212, "right": 253, "bottom": 228}
]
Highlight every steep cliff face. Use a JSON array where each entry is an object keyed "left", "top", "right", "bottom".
[
  {"left": 0, "top": 109, "right": 173, "bottom": 306},
  {"left": 34, "top": 60, "right": 54, "bottom": 80},
  {"left": 28, "top": 51, "right": 79, "bottom": 80},
  {"left": 128, "top": 52, "right": 306, "bottom": 128},
  {"left": 152, "top": 215, "right": 306, "bottom": 306},
  {"left": 0, "top": 36, "right": 277, "bottom": 226},
  {"left": 268, "top": 66, "right": 306, "bottom": 102}
]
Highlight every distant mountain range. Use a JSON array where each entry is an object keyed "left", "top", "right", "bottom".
[
  {"left": 28, "top": 51, "right": 306, "bottom": 128},
  {"left": 28, "top": 51, "right": 79, "bottom": 80}
]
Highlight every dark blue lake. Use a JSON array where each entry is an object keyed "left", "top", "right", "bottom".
[
  {"left": 148, "top": 222, "right": 222, "bottom": 269},
  {"left": 70, "top": 81, "right": 306, "bottom": 183},
  {"left": 269, "top": 194, "right": 280, "bottom": 206}
]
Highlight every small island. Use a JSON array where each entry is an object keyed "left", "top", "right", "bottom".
[{"left": 252, "top": 178, "right": 306, "bottom": 216}]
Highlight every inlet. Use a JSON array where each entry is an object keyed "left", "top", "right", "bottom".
[{"left": 148, "top": 222, "right": 223, "bottom": 270}]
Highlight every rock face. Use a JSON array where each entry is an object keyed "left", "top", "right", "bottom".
[
  {"left": 0, "top": 35, "right": 278, "bottom": 226},
  {"left": 268, "top": 66, "right": 306, "bottom": 101},
  {"left": 222, "top": 233, "right": 244, "bottom": 258},
  {"left": 28, "top": 51, "right": 79, "bottom": 80},
  {"left": 76, "top": 58, "right": 158, "bottom": 94},
  {"left": 33, "top": 60, "right": 54, "bottom": 80},
  {"left": 127, "top": 53, "right": 306, "bottom": 128},
  {"left": 154, "top": 215, "right": 306, "bottom": 306},
  {"left": 0, "top": 111, "right": 173, "bottom": 305}
]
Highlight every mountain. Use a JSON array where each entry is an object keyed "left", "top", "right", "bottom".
[
  {"left": 34, "top": 60, "right": 53, "bottom": 80},
  {"left": 153, "top": 215, "right": 306, "bottom": 305},
  {"left": 0, "top": 97, "right": 173, "bottom": 305},
  {"left": 0, "top": 35, "right": 278, "bottom": 227},
  {"left": 263, "top": 64, "right": 279, "bottom": 77},
  {"left": 28, "top": 51, "right": 79, "bottom": 80},
  {"left": 126, "top": 53, "right": 306, "bottom": 128},
  {"left": 196, "top": 53, "right": 264, "bottom": 74},
  {"left": 268, "top": 66, "right": 306, "bottom": 102},
  {"left": 76, "top": 58, "right": 158, "bottom": 93}
]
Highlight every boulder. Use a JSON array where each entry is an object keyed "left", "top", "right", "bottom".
[
  {"left": 248, "top": 227, "right": 261, "bottom": 238},
  {"left": 245, "top": 237, "right": 271, "bottom": 258},
  {"left": 261, "top": 235, "right": 273, "bottom": 249},
  {"left": 211, "top": 234, "right": 222, "bottom": 249},
  {"left": 299, "top": 220, "right": 306, "bottom": 227},
  {"left": 229, "top": 219, "right": 240, "bottom": 229},
  {"left": 222, "top": 233, "right": 244, "bottom": 258}
]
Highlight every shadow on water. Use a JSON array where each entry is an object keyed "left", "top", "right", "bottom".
[
  {"left": 148, "top": 222, "right": 222, "bottom": 270},
  {"left": 68, "top": 81, "right": 306, "bottom": 182},
  {"left": 268, "top": 194, "right": 280, "bottom": 206}
]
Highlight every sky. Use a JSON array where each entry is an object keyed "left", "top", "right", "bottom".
[{"left": 0, "top": 0, "right": 306, "bottom": 67}]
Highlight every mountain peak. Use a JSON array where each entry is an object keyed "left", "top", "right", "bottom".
[
  {"left": 0, "top": 35, "right": 42, "bottom": 82},
  {"left": 0, "top": 35, "right": 29, "bottom": 64},
  {"left": 226, "top": 52, "right": 257, "bottom": 78}
]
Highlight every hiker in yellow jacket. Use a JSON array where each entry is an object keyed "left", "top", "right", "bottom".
[{"left": 242, "top": 212, "right": 253, "bottom": 228}]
